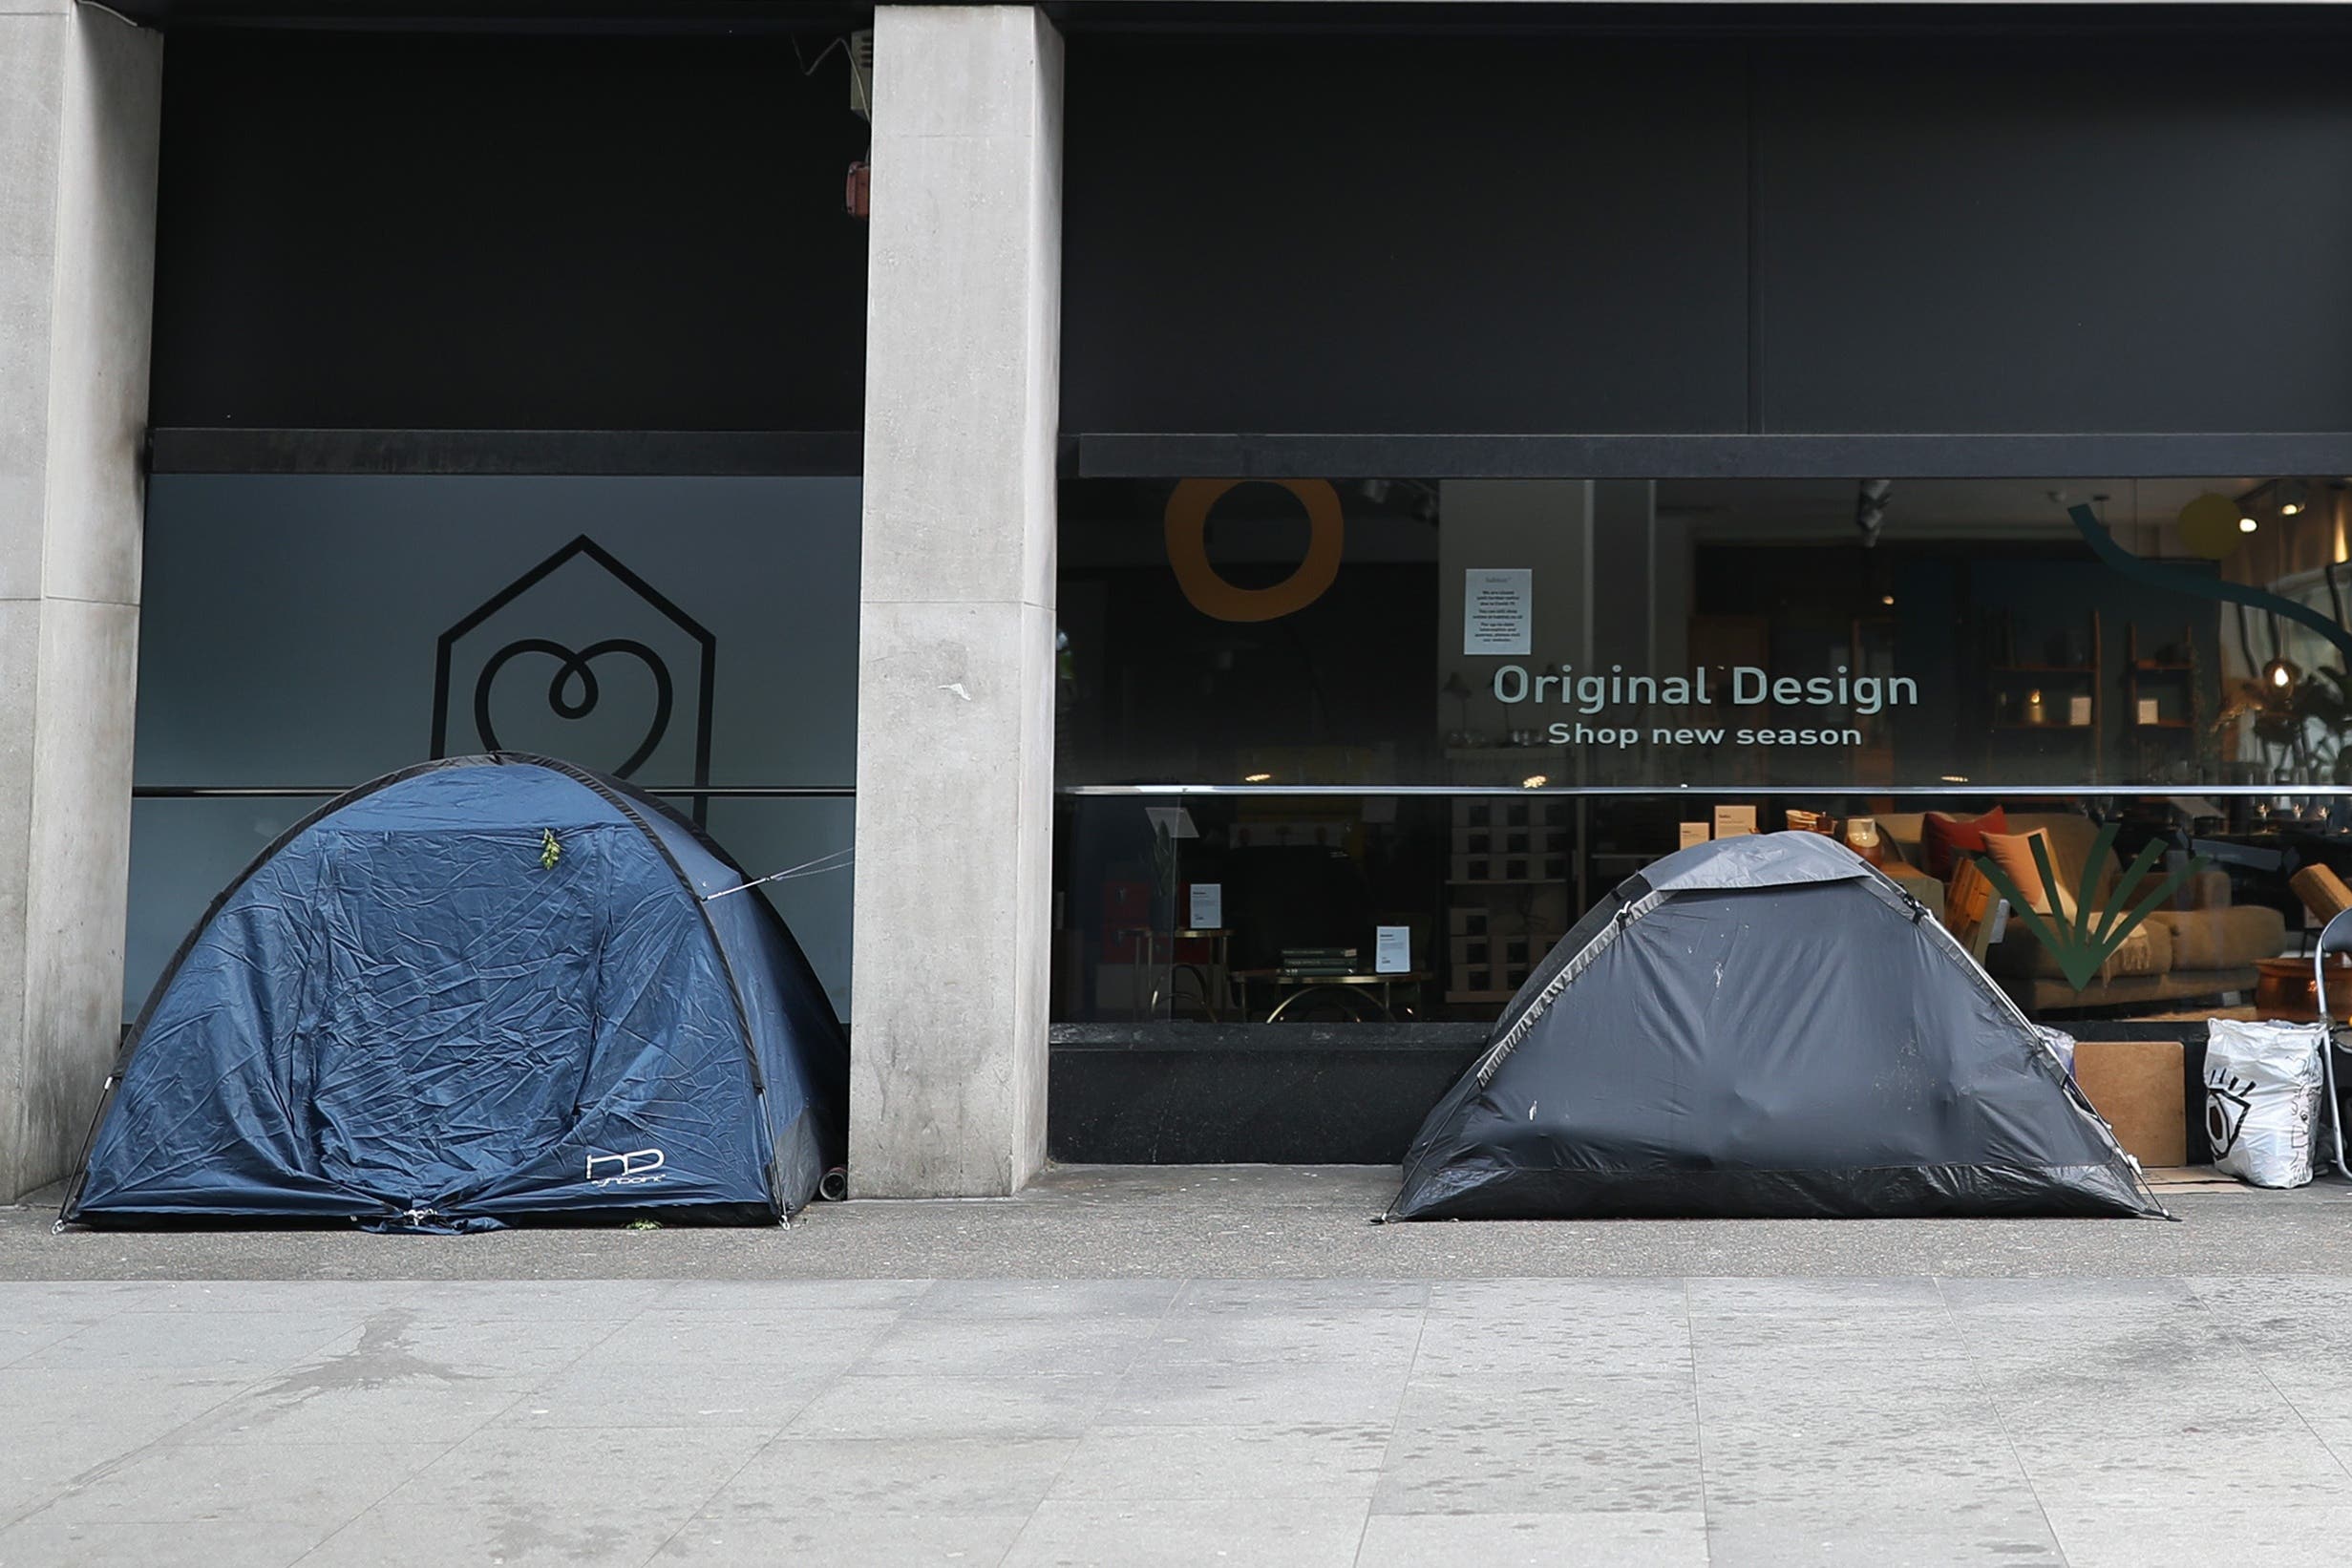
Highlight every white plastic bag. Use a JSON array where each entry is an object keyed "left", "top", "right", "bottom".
[{"left": 2205, "top": 1019, "right": 2327, "bottom": 1189}]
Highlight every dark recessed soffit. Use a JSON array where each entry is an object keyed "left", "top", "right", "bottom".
[
  {"left": 99, "top": 2, "right": 871, "bottom": 32},
  {"left": 1075, "top": 433, "right": 2352, "bottom": 481},
  {"left": 145, "top": 429, "right": 863, "bottom": 477},
  {"left": 101, "top": 2, "right": 2352, "bottom": 37}
]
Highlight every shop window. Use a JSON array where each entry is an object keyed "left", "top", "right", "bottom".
[
  {"left": 1054, "top": 477, "right": 2352, "bottom": 1028},
  {"left": 129, "top": 476, "right": 860, "bottom": 1018}
]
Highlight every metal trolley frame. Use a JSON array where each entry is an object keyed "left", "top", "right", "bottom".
[{"left": 2310, "top": 908, "right": 2352, "bottom": 1181}]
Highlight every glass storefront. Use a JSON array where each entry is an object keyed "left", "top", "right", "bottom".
[
  {"left": 128, "top": 475, "right": 862, "bottom": 1017},
  {"left": 1054, "top": 476, "right": 2352, "bottom": 1027}
]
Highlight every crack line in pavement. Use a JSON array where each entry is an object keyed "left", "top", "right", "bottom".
[
  {"left": 1682, "top": 1277, "right": 1713, "bottom": 1568},
  {"left": 4, "top": 1286, "right": 377, "bottom": 1535},
  {"left": 1004, "top": 1275, "right": 1186, "bottom": 1567},
  {"left": 1349, "top": 1277, "right": 1430, "bottom": 1568},
  {"left": 2181, "top": 1273, "right": 2352, "bottom": 1484},
  {"left": 1931, "top": 1273, "right": 2072, "bottom": 1568},
  {"left": 629, "top": 1280, "right": 936, "bottom": 1568},
  {"left": 1005, "top": 1270, "right": 1188, "bottom": 1556}
]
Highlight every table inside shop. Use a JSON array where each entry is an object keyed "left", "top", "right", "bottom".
[
  {"left": 1235, "top": 968, "right": 1430, "bottom": 1022},
  {"left": 1109, "top": 927, "right": 1234, "bottom": 1020}
]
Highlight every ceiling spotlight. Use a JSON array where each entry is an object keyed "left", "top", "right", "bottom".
[
  {"left": 2283, "top": 501, "right": 2305, "bottom": 517},
  {"left": 2281, "top": 478, "right": 2309, "bottom": 517},
  {"left": 1520, "top": 774, "right": 1549, "bottom": 790},
  {"left": 1242, "top": 773, "right": 1272, "bottom": 783},
  {"left": 2240, "top": 516, "right": 2260, "bottom": 534},
  {"left": 1880, "top": 593, "right": 1896, "bottom": 607}
]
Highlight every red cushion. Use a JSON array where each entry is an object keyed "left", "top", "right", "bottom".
[{"left": 1922, "top": 807, "right": 2007, "bottom": 879}]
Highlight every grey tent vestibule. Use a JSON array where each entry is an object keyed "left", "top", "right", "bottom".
[
  {"left": 64, "top": 754, "right": 848, "bottom": 1230},
  {"left": 1391, "top": 832, "right": 2166, "bottom": 1221}
]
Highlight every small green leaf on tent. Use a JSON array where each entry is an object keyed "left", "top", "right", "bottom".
[{"left": 540, "top": 829, "right": 562, "bottom": 871}]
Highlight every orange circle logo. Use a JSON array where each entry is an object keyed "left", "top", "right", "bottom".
[{"left": 1163, "top": 479, "right": 1346, "bottom": 623}]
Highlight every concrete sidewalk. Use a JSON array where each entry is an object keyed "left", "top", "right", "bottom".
[
  {"left": 9, "top": 1164, "right": 2352, "bottom": 1282},
  {"left": 5, "top": 1168, "right": 2352, "bottom": 1567}
]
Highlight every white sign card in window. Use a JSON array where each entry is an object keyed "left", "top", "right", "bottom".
[
  {"left": 1375, "top": 925, "right": 1411, "bottom": 974},
  {"left": 1463, "top": 568, "right": 1533, "bottom": 656},
  {"left": 1189, "top": 882, "right": 1222, "bottom": 929}
]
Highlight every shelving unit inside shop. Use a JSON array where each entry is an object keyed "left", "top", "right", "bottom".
[{"left": 1444, "top": 795, "right": 1573, "bottom": 1005}]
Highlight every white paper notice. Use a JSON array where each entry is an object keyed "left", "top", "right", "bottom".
[
  {"left": 1463, "top": 568, "right": 1533, "bottom": 655},
  {"left": 1189, "top": 882, "right": 1222, "bottom": 929},
  {"left": 1142, "top": 805, "right": 1199, "bottom": 839},
  {"left": 1375, "top": 924, "right": 1410, "bottom": 974}
]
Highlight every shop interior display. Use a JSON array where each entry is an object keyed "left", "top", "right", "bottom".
[
  {"left": 1056, "top": 476, "right": 2352, "bottom": 1057},
  {"left": 1895, "top": 811, "right": 2283, "bottom": 1011}
]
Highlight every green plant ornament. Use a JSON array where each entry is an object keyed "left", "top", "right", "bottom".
[
  {"left": 540, "top": 829, "right": 562, "bottom": 871},
  {"left": 1970, "top": 823, "right": 2209, "bottom": 994}
]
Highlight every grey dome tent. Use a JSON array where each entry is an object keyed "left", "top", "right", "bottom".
[
  {"left": 63, "top": 754, "right": 847, "bottom": 1230},
  {"left": 1391, "top": 832, "right": 2164, "bottom": 1220}
]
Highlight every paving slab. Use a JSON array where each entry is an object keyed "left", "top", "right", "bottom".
[
  {"left": 653, "top": 1511, "right": 1033, "bottom": 1567},
  {"left": 0, "top": 1516, "right": 335, "bottom": 1568},
  {"left": 1000, "top": 1497, "right": 1370, "bottom": 1568},
  {"left": 710, "top": 1435, "right": 1076, "bottom": 1516},
  {"left": 1357, "top": 1511, "right": 1709, "bottom": 1568},
  {"left": 788, "top": 1373, "right": 1117, "bottom": 1441},
  {"left": 499, "top": 1356, "right": 840, "bottom": 1430},
  {"left": 1704, "top": 1503, "right": 2068, "bottom": 1568},
  {"left": 290, "top": 1423, "right": 774, "bottom": 1568},
  {"left": 1048, "top": 1423, "right": 1390, "bottom": 1501},
  {"left": 31, "top": 1440, "right": 442, "bottom": 1528}
]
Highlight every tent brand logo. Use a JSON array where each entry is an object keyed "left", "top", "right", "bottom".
[{"left": 587, "top": 1148, "right": 667, "bottom": 1187}]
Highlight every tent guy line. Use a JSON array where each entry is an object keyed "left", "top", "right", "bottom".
[{"left": 702, "top": 848, "right": 856, "bottom": 901}]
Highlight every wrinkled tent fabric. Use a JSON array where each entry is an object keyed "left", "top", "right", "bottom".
[
  {"left": 63, "top": 755, "right": 847, "bottom": 1230},
  {"left": 1391, "top": 832, "right": 2163, "bottom": 1220}
]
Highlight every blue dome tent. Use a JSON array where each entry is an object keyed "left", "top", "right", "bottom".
[{"left": 63, "top": 754, "right": 847, "bottom": 1229}]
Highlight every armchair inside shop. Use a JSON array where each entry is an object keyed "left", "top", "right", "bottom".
[{"left": 1046, "top": 475, "right": 2352, "bottom": 1169}]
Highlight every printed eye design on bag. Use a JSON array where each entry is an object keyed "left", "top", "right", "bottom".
[{"left": 2206, "top": 1071, "right": 2257, "bottom": 1157}]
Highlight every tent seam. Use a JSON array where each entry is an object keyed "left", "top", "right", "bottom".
[{"left": 1473, "top": 887, "right": 1667, "bottom": 1088}]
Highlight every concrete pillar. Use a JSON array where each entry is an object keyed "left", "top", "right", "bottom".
[
  {"left": 0, "top": 3, "right": 161, "bottom": 1201},
  {"left": 849, "top": 6, "right": 1062, "bottom": 1196}
]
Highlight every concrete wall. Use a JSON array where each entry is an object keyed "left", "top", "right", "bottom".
[
  {"left": 848, "top": 6, "right": 1063, "bottom": 1196},
  {"left": 0, "top": 3, "right": 161, "bottom": 1200}
]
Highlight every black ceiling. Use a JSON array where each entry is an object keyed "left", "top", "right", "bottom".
[
  {"left": 100, "top": 2, "right": 2352, "bottom": 37},
  {"left": 101, "top": 1, "right": 871, "bottom": 31}
]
